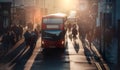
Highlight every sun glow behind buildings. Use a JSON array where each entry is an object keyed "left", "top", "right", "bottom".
[{"left": 58, "top": 0, "right": 78, "bottom": 13}]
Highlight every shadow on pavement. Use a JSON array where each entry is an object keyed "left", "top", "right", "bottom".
[
  {"left": 42, "top": 48, "right": 66, "bottom": 59},
  {"left": 82, "top": 42, "right": 92, "bottom": 64},
  {"left": 73, "top": 39, "right": 80, "bottom": 53},
  {"left": 11, "top": 44, "right": 35, "bottom": 70},
  {"left": 0, "top": 42, "right": 26, "bottom": 63},
  {"left": 30, "top": 48, "right": 70, "bottom": 70},
  {"left": 0, "top": 40, "right": 35, "bottom": 70}
]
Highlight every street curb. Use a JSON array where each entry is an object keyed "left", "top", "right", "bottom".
[{"left": 91, "top": 43, "right": 110, "bottom": 70}]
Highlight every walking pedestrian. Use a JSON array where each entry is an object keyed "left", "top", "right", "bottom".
[
  {"left": 1, "top": 32, "right": 9, "bottom": 53},
  {"left": 72, "top": 24, "right": 77, "bottom": 39},
  {"left": 24, "top": 30, "right": 31, "bottom": 46}
]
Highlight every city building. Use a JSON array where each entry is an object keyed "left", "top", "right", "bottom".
[
  {"left": 97, "top": 0, "right": 120, "bottom": 69},
  {"left": 0, "top": 2, "right": 11, "bottom": 35}
]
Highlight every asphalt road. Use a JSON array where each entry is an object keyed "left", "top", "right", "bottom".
[{"left": 0, "top": 30, "right": 99, "bottom": 70}]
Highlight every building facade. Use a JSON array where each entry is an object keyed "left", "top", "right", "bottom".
[
  {"left": 0, "top": 2, "right": 11, "bottom": 35},
  {"left": 97, "top": 0, "right": 120, "bottom": 69}
]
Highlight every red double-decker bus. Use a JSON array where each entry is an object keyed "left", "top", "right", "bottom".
[{"left": 41, "top": 13, "right": 67, "bottom": 49}]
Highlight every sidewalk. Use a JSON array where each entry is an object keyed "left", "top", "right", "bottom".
[
  {"left": 85, "top": 39, "right": 110, "bottom": 70},
  {"left": 6, "top": 38, "right": 24, "bottom": 55},
  {"left": 0, "top": 38, "right": 24, "bottom": 61},
  {"left": 92, "top": 38, "right": 118, "bottom": 70},
  {"left": 66, "top": 29, "right": 98, "bottom": 70}
]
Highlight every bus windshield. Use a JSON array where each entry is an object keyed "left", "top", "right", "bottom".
[
  {"left": 42, "top": 30, "right": 64, "bottom": 41},
  {"left": 43, "top": 18, "right": 63, "bottom": 24}
]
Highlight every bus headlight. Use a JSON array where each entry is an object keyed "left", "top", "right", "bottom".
[
  {"left": 42, "top": 41, "right": 44, "bottom": 44},
  {"left": 62, "top": 41, "right": 64, "bottom": 45}
]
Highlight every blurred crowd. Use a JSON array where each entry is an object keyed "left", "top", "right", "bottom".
[
  {"left": 24, "top": 29, "right": 39, "bottom": 52},
  {"left": 1, "top": 25, "right": 23, "bottom": 52},
  {"left": 0, "top": 24, "right": 39, "bottom": 57},
  {"left": 66, "top": 20, "right": 114, "bottom": 49}
]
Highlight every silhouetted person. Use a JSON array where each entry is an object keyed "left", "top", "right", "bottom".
[
  {"left": 9, "top": 31, "right": 15, "bottom": 46},
  {"left": 19, "top": 25, "right": 23, "bottom": 39},
  {"left": 29, "top": 30, "right": 38, "bottom": 53},
  {"left": 34, "top": 29, "right": 39, "bottom": 39},
  {"left": 87, "top": 30, "right": 94, "bottom": 50},
  {"left": 24, "top": 30, "right": 31, "bottom": 46},
  {"left": 72, "top": 24, "right": 77, "bottom": 39},
  {"left": 1, "top": 32, "right": 9, "bottom": 52},
  {"left": 67, "top": 23, "right": 72, "bottom": 32}
]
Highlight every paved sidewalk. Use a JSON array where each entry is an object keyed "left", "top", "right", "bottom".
[
  {"left": 66, "top": 30, "right": 98, "bottom": 70},
  {"left": 85, "top": 39, "right": 110, "bottom": 70},
  {"left": 66, "top": 29, "right": 109, "bottom": 70}
]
